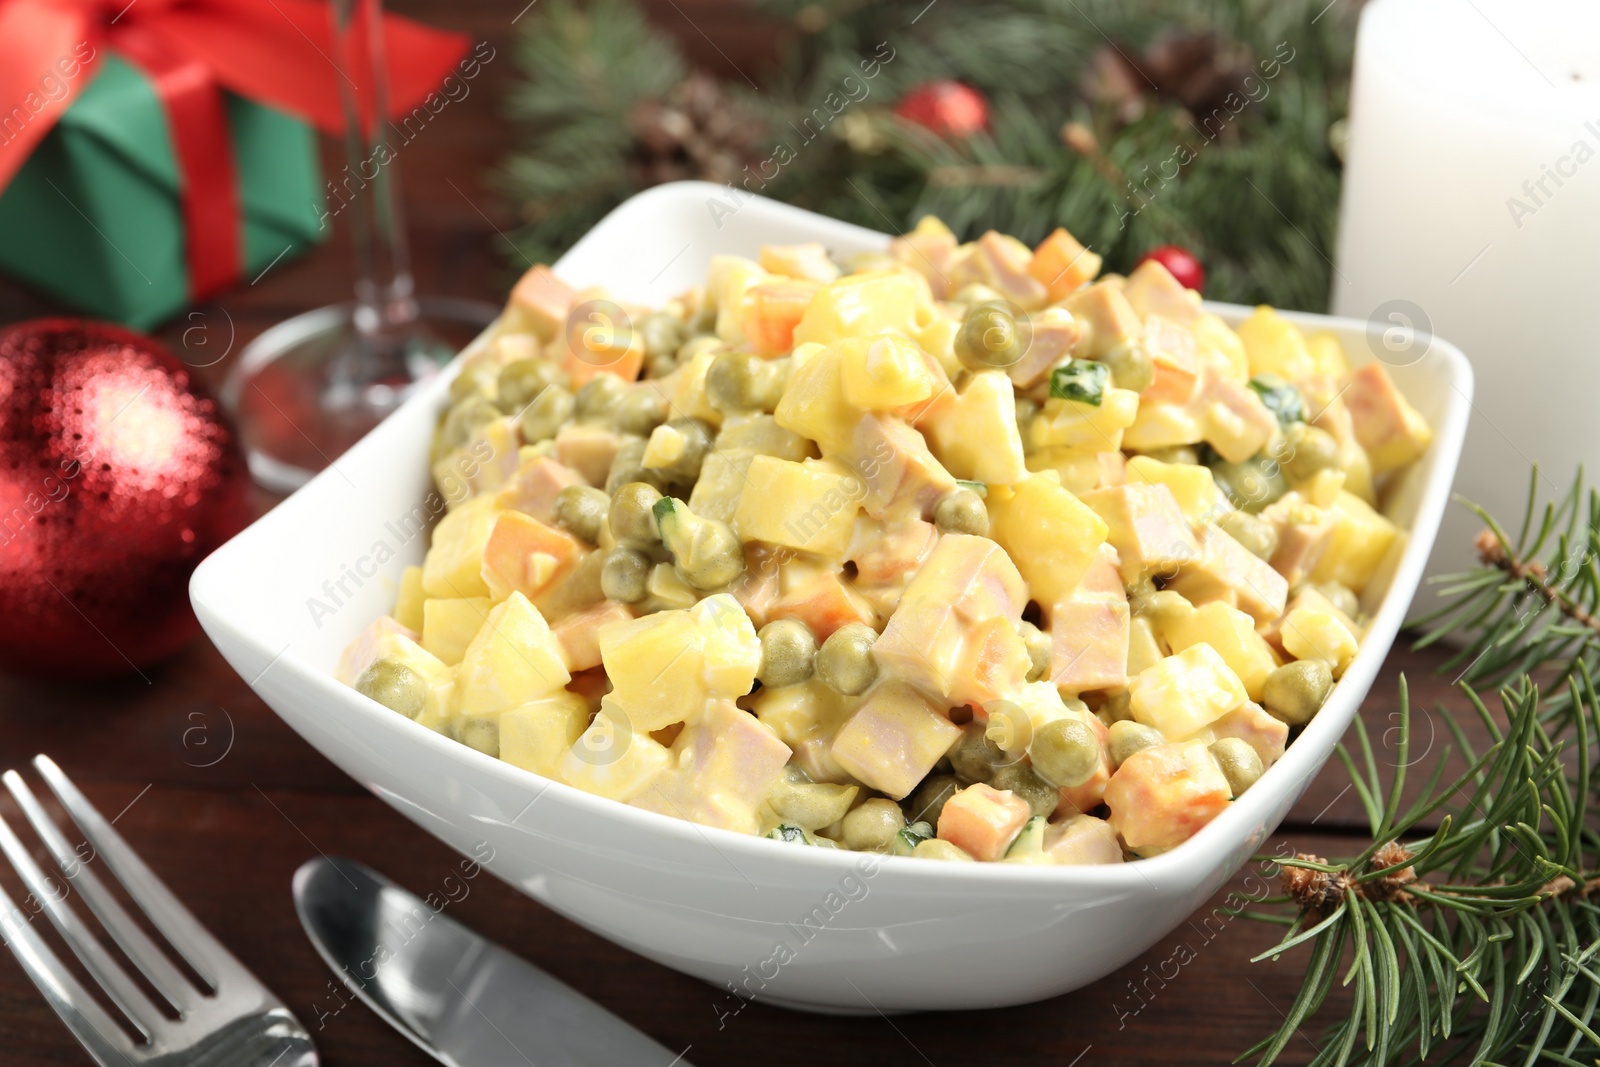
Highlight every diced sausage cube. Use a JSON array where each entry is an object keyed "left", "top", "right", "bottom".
[
  {"left": 1044, "top": 815, "right": 1124, "bottom": 865},
  {"left": 631, "top": 700, "right": 792, "bottom": 834},
  {"left": 1080, "top": 483, "right": 1199, "bottom": 586},
  {"left": 495, "top": 454, "right": 586, "bottom": 524},
  {"left": 1342, "top": 363, "right": 1432, "bottom": 475},
  {"left": 829, "top": 683, "right": 961, "bottom": 800},
  {"left": 1169, "top": 524, "right": 1289, "bottom": 623}
]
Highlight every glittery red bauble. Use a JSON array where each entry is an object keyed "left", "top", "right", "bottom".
[
  {"left": 1136, "top": 244, "right": 1206, "bottom": 293},
  {"left": 0, "top": 320, "right": 251, "bottom": 677},
  {"left": 893, "top": 80, "right": 989, "bottom": 138}
]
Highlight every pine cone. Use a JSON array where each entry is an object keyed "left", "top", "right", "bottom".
[
  {"left": 1083, "top": 30, "right": 1255, "bottom": 132},
  {"left": 1282, "top": 854, "right": 1353, "bottom": 912},
  {"left": 1365, "top": 842, "right": 1416, "bottom": 903},
  {"left": 628, "top": 71, "right": 766, "bottom": 188}
]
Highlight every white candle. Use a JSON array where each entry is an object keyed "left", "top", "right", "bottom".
[{"left": 1333, "top": 0, "right": 1600, "bottom": 584}]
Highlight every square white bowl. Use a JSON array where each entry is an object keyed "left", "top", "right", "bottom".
[{"left": 191, "top": 182, "right": 1472, "bottom": 1013}]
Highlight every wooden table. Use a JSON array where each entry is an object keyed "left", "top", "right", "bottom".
[{"left": 0, "top": 3, "right": 1473, "bottom": 1062}]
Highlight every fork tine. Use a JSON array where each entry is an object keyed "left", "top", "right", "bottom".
[
  {"left": 34, "top": 757, "right": 244, "bottom": 992},
  {"left": 0, "top": 880, "right": 140, "bottom": 1067},
  {"left": 4, "top": 770, "right": 196, "bottom": 1014},
  {"left": 0, "top": 807, "right": 164, "bottom": 1038}
]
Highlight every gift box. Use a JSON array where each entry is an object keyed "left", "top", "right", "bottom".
[{"left": 0, "top": 55, "right": 324, "bottom": 330}]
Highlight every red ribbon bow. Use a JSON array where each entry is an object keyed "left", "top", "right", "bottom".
[{"left": 0, "top": 0, "right": 469, "bottom": 299}]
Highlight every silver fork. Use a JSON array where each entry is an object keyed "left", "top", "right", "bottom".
[{"left": 0, "top": 755, "right": 317, "bottom": 1067}]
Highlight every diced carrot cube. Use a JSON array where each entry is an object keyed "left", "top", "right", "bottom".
[
  {"left": 1027, "top": 227, "right": 1103, "bottom": 304},
  {"left": 937, "top": 782, "right": 1032, "bottom": 861}
]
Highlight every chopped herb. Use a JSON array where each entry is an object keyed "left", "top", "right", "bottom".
[
  {"left": 1049, "top": 359, "right": 1109, "bottom": 406},
  {"left": 766, "top": 824, "right": 809, "bottom": 845},
  {"left": 1248, "top": 375, "right": 1305, "bottom": 426},
  {"left": 893, "top": 821, "right": 936, "bottom": 856},
  {"left": 955, "top": 479, "right": 988, "bottom": 498}
]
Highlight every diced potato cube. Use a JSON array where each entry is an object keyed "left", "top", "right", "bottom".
[
  {"left": 1164, "top": 601, "right": 1279, "bottom": 701},
  {"left": 559, "top": 707, "right": 671, "bottom": 802},
  {"left": 553, "top": 423, "right": 623, "bottom": 487},
  {"left": 1121, "top": 400, "right": 1204, "bottom": 451},
  {"left": 671, "top": 346, "right": 725, "bottom": 428},
  {"left": 759, "top": 241, "right": 841, "bottom": 284},
  {"left": 733, "top": 455, "right": 861, "bottom": 557},
  {"left": 1169, "top": 524, "right": 1289, "bottom": 623},
  {"left": 597, "top": 608, "right": 708, "bottom": 731},
  {"left": 1203, "top": 701, "right": 1288, "bottom": 765},
  {"left": 690, "top": 594, "right": 762, "bottom": 700},
  {"left": 1197, "top": 373, "right": 1278, "bottom": 464},
  {"left": 498, "top": 691, "right": 589, "bottom": 779},
  {"left": 937, "top": 783, "right": 1033, "bottom": 861},
  {"left": 840, "top": 335, "right": 936, "bottom": 410},
  {"left": 1192, "top": 313, "right": 1250, "bottom": 382},
  {"left": 632, "top": 700, "right": 792, "bottom": 834},
  {"left": 987, "top": 473, "right": 1108, "bottom": 607},
  {"left": 1281, "top": 606, "right": 1359, "bottom": 677},
  {"left": 1310, "top": 491, "right": 1398, "bottom": 594},
  {"left": 422, "top": 493, "right": 500, "bottom": 599},
  {"left": 922, "top": 370, "right": 1028, "bottom": 485},
  {"left": 1104, "top": 740, "right": 1232, "bottom": 852},
  {"left": 830, "top": 683, "right": 961, "bottom": 800},
  {"left": 793, "top": 271, "right": 920, "bottom": 347},
  {"left": 454, "top": 592, "right": 570, "bottom": 717},
  {"left": 1044, "top": 815, "right": 1124, "bottom": 865},
  {"left": 1080, "top": 483, "right": 1199, "bottom": 586},
  {"left": 1123, "top": 259, "right": 1200, "bottom": 326},
  {"left": 1129, "top": 643, "right": 1248, "bottom": 739},
  {"left": 421, "top": 597, "right": 491, "bottom": 667},
  {"left": 1236, "top": 306, "right": 1315, "bottom": 382},
  {"left": 1027, "top": 227, "right": 1102, "bottom": 303},
  {"left": 1305, "top": 331, "right": 1351, "bottom": 378},
  {"left": 433, "top": 416, "right": 520, "bottom": 504},
  {"left": 481, "top": 511, "right": 583, "bottom": 603},
  {"left": 1124, "top": 455, "right": 1221, "bottom": 524},
  {"left": 773, "top": 341, "right": 853, "bottom": 452},
  {"left": 1025, "top": 445, "right": 1110, "bottom": 494},
  {"left": 708, "top": 255, "right": 772, "bottom": 344},
  {"left": 1027, "top": 389, "right": 1140, "bottom": 452},
  {"left": 394, "top": 566, "right": 426, "bottom": 633},
  {"left": 1342, "top": 363, "right": 1432, "bottom": 475}
]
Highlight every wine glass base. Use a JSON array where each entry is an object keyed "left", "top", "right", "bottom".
[{"left": 223, "top": 297, "right": 498, "bottom": 493}]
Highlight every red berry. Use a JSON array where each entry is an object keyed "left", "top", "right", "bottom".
[
  {"left": 1136, "top": 245, "right": 1205, "bottom": 292},
  {"left": 893, "top": 80, "right": 989, "bottom": 138}
]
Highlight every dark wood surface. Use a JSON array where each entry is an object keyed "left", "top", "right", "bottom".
[{"left": 0, "top": 3, "right": 1480, "bottom": 1063}]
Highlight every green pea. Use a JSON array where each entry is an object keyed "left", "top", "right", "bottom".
[
  {"left": 1282, "top": 423, "right": 1340, "bottom": 481},
  {"left": 990, "top": 763, "right": 1060, "bottom": 819},
  {"left": 1316, "top": 581, "right": 1360, "bottom": 619},
  {"left": 707, "top": 351, "right": 781, "bottom": 413},
  {"left": 1015, "top": 396, "right": 1039, "bottom": 439},
  {"left": 946, "top": 723, "right": 1005, "bottom": 784},
  {"left": 456, "top": 717, "right": 500, "bottom": 758},
  {"left": 1217, "top": 510, "right": 1280, "bottom": 562},
  {"left": 841, "top": 798, "right": 906, "bottom": 852},
  {"left": 1209, "top": 737, "right": 1264, "bottom": 796},
  {"left": 1028, "top": 718, "right": 1101, "bottom": 788},
  {"left": 600, "top": 547, "right": 651, "bottom": 603},
  {"left": 671, "top": 516, "right": 744, "bottom": 590},
  {"left": 1208, "top": 453, "right": 1288, "bottom": 514},
  {"left": 906, "top": 774, "right": 960, "bottom": 828},
  {"left": 645, "top": 352, "right": 677, "bottom": 380},
  {"left": 640, "top": 311, "right": 686, "bottom": 360},
  {"left": 933, "top": 487, "right": 989, "bottom": 536},
  {"left": 440, "top": 396, "right": 501, "bottom": 452},
  {"left": 1099, "top": 339, "right": 1154, "bottom": 393},
  {"left": 1019, "top": 620, "right": 1052, "bottom": 683},
  {"left": 1262, "top": 659, "right": 1334, "bottom": 726},
  {"left": 553, "top": 485, "right": 610, "bottom": 544},
  {"left": 613, "top": 388, "right": 667, "bottom": 438},
  {"left": 1100, "top": 688, "right": 1134, "bottom": 723},
  {"left": 518, "top": 384, "right": 574, "bottom": 443},
  {"left": 355, "top": 658, "right": 427, "bottom": 719},
  {"left": 954, "top": 300, "right": 1025, "bottom": 371},
  {"left": 757, "top": 619, "right": 817, "bottom": 688},
  {"left": 816, "top": 623, "right": 879, "bottom": 696},
  {"left": 575, "top": 373, "right": 628, "bottom": 421},
  {"left": 1108, "top": 720, "right": 1163, "bottom": 767},
  {"left": 911, "top": 838, "right": 974, "bottom": 862},
  {"left": 609, "top": 481, "right": 662, "bottom": 549},
  {"left": 676, "top": 334, "right": 724, "bottom": 365},
  {"left": 496, "top": 359, "right": 567, "bottom": 413}
]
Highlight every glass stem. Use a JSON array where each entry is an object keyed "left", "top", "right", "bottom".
[{"left": 328, "top": 0, "right": 420, "bottom": 369}]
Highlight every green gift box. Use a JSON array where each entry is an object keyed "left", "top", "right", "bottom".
[{"left": 0, "top": 55, "right": 326, "bottom": 330}]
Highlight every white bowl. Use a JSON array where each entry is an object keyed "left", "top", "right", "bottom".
[{"left": 191, "top": 182, "right": 1472, "bottom": 1013}]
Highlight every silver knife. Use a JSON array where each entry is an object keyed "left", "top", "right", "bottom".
[{"left": 293, "top": 856, "right": 695, "bottom": 1067}]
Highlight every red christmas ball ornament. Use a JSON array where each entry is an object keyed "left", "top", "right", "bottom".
[
  {"left": 894, "top": 80, "right": 989, "bottom": 138},
  {"left": 0, "top": 320, "right": 251, "bottom": 678},
  {"left": 1136, "top": 244, "right": 1206, "bottom": 292}
]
